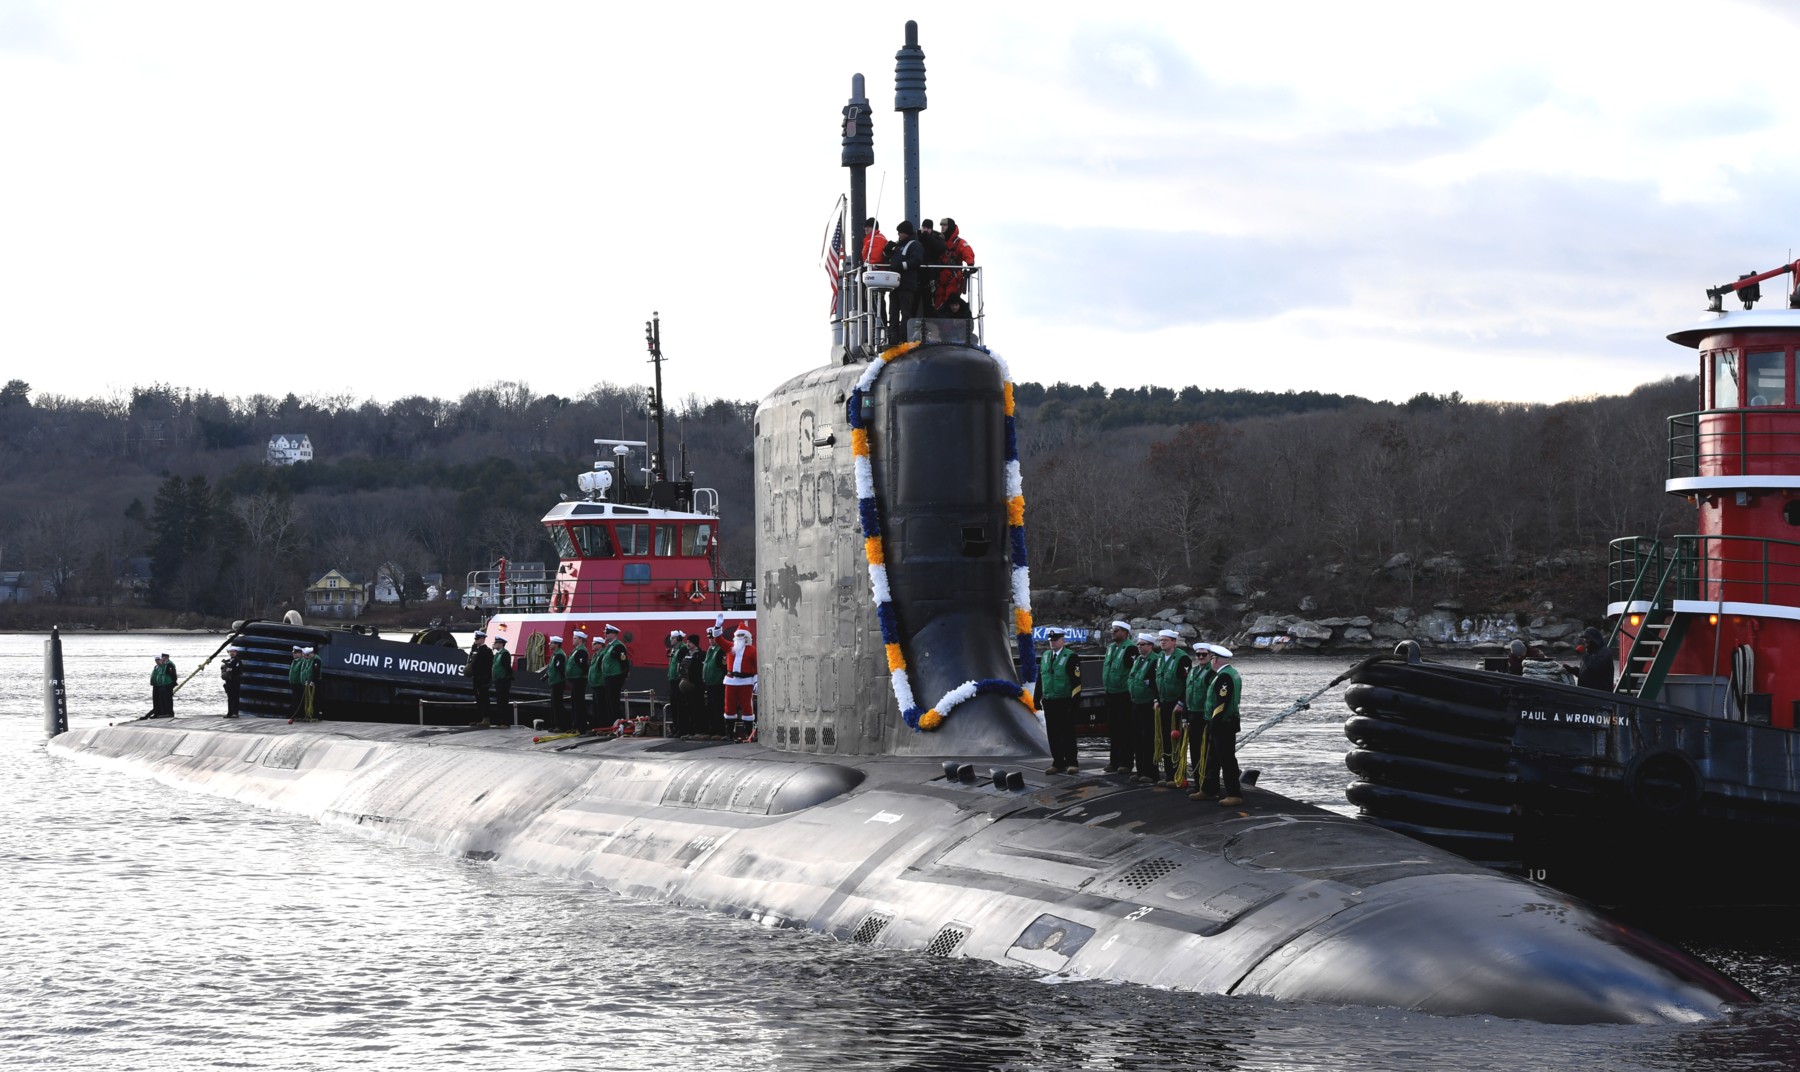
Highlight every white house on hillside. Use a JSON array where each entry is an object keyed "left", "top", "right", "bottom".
[{"left": 267, "top": 434, "right": 314, "bottom": 465}]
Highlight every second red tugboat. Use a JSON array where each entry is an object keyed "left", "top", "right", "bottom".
[{"left": 1343, "top": 259, "right": 1800, "bottom": 909}]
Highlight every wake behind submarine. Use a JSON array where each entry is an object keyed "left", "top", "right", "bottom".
[{"left": 47, "top": 24, "right": 1749, "bottom": 1024}]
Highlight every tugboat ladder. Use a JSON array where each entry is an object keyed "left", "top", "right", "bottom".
[{"left": 1612, "top": 544, "right": 1688, "bottom": 701}]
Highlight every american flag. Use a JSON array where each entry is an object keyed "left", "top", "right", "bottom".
[{"left": 822, "top": 207, "right": 845, "bottom": 312}]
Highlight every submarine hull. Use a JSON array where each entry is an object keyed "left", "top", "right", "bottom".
[{"left": 48, "top": 716, "right": 1750, "bottom": 1024}]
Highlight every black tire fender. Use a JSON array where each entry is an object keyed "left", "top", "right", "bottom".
[{"left": 1624, "top": 748, "right": 1701, "bottom": 819}]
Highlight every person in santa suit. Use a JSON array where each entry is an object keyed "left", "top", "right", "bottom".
[{"left": 723, "top": 626, "right": 758, "bottom": 742}]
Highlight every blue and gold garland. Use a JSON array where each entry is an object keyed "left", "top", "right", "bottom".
[{"left": 847, "top": 341, "right": 1038, "bottom": 731}]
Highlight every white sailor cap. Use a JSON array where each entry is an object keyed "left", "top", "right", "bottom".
[
  {"left": 1046, "top": 628, "right": 1064, "bottom": 639},
  {"left": 572, "top": 630, "right": 587, "bottom": 639},
  {"left": 1110, "top": 620, "right": 1131, "bottom": 632},
  {"left": 604, "top": 624, "right": 620, "bottom": 634},
  {"left": 1209, "top": 644, "right": 1233, "bottom": 658},
  {"left": 1136, "top": 632, "right": 1155, "bottom": 644},
  {"left": 227, "top": 645, "right": 241, "bottom": 652},
  {"left": 549, "top": 635, "right": 563, "bottom": 644},
  {"left": 1157, "top": 629, "right": 1180, "bottom": 640},
  {"left": 473, "top": 630, "right": 486, "bottom": 638},
  {"left": 302, "top": 647, "right": 314, "bottom": 654},
  {"left": 670, "top": 629, "right": 683, "bottom": 639},
  {"left": 493, "top": 636, "right": 508, "bottom": 645},
  {"left": 1192, "top": 641, "right": 1209, "bottom": 653}
]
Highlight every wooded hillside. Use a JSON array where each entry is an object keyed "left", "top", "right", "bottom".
[{"left": 0, "top": 373, "right": 1693, "bottom": 624}]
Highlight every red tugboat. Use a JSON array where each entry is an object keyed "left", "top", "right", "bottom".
[
  {"left": 1343, "top": 259, "right": 1800, "bottom": 910},
  {"left": 226, "top": 315, "right": 755, "bottom": 723}
]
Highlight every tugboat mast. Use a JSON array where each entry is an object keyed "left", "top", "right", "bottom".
[{"left": 645, "top": 312, "right": 667, "bottom": 482}]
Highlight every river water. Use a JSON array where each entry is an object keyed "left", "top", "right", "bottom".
[{"left": 5, "top": 632, "right": 1800, "bottom": 1071}]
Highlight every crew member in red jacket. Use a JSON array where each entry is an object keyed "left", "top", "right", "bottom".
[
  {"left": 723, "top": 626, "right": 758, "bottom": 742},
  {"left": 862, "top": 217, "right": 887, "bottom": 268},
  {"left": 935, "top": 217, "right": 974, "bottom": 316}
]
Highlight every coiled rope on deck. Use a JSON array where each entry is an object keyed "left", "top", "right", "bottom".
[{"left": 847, "top": 341, "right": 1038, "bottom": 731}]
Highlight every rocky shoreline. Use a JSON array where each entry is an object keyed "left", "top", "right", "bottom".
[{"left": 1035, "top": 584, "right": 1596, "bottom": 655}]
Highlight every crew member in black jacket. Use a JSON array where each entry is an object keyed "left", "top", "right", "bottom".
[
  {"left": 219, "top": 646, "right": 243, "bottom": 718},
  {"left": 468, "top": 630, "right": 493, "bottom": 720},
  {"left": 886, "top": 221, "right": 924, "bottom": 343}
]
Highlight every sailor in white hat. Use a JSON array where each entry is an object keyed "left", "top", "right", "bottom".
[
  {"left": 1196, "top": 644, "right": 1243, "bottom": 806},
  {"left": 220, "top": 645, "right": 244, "bottom": 718},
  {"left": 567, "top": 630, "right": 592, "bottom": 730},
  {"left": 468, "top": 630, "right": 495, "bottom": 719},
  {"left": 490, "top": 635, "right": 515, "bottom": 715},
  {"left": 1100, "top": 620, "right": 1139, "bottom": 774},
  {"left": 1150, "top": 629, "right": 1191, "bottom": 784},
  {"left": 592, "top": 626, "right": 628, "bottom": 726},
  {"left": 1037, "top": 628, "right": 1082, "bottom": 774}
]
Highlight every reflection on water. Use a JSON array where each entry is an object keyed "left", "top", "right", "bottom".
[{"left": 3, "top": 634, "right": 1797, "bottom": 1071}]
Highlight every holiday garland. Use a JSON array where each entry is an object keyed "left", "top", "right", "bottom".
[{"left": 847, "top": 340, "right": 1038, "bottom": 731}]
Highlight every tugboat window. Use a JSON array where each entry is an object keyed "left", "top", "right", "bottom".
[
  {"left": 1714, "top": 351, "right": 1740, "bottom": 408},
  {"left": 653, "top": 524, "right": 677, "bottom": 556},
  {"left": 549, "top": 526, "right": 577, "bottom": 559},
  {"left": 574, "top": 524, "right": 614, "bottom": 558},
  {"left": 617, "top": 523, "right": 650, "bottom": 556},
  {"left": 1746, "top": 350, "right": 1785, "bottom": 406},
  {"left": 1785, "top": 500, "right": 1800, "bottom": 527},
  {"left": 682, "top": 523, "right": 713, "bottom": 557}
]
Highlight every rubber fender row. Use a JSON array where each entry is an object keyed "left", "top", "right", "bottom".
[
  {"left": 1356, "top": 814, "right": 1519, "bottom": 862},
  {"left": 1351, "top": 661, "right": 1514, "bottom": 711},
  {"left": 1343, "top": 683, "right": 1516, "bottom": 740},
  {"left": 1344, "top": 713, "right": 1512, "bottom": 771},
  {"left": 1346, "top": 779, "right": 1518, "bottom": 833},
  {"left": 1345, "top": 748, "right": 1518, "bottom": 804}
]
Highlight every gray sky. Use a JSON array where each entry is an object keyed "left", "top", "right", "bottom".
[{"left": 5, "top": 1, "right": 1799, "bottom": 407}]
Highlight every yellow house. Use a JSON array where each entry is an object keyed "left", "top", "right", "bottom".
[{"left": 304, "top": 569, "right": 368, "bottom": 619}]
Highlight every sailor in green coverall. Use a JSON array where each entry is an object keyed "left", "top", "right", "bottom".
[
  {"left": 491, "top": 636, "right": 514, "bottom": 717},
  {"left": 299, "top": 646, "right": 322, "bottom": 720},
  {"left": 1126, "top": 632, "right": 1160, "bottom": 782},
  {"left": 287, "top": 645, "right": 306, "bottom": 718},
  {"left": 1099, "top": 620, "right": 1138, "bottom": 773},
  {"left": 702, "top": 627, "right": 729, "bottom": 737},
  {"left": 546, "top": 635, "right": 568, "bottom": 731},
  {"left": 593, "top": 624, "right": 630, "bottom": 727},
  {"left": 150, "top": 653, "right": 178, "bottom": 718},
  {"left": 1198, "top": 645, "right": 1244, "bottom": 806},
  {"left": 1037, "top": 629, "right": 1082, "bottom": 774},
  {"left": 567, "top": 630, "right": 591, "bottom": 731},
  {"left": 1151, "top": 629, "right": 1191, "bottom": 784},
  {"left": 1177, "top": 642, "right": 1216, "bottom": 796}
]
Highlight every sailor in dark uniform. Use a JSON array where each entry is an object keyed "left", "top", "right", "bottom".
[
  {"left": 219, "top": 646, "right": 243, "bottom": 718},
  {"left": 468, "top": 630, "right": 493, "bottom": 719}
]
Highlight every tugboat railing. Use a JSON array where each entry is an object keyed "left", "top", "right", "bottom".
[
  {"left": 461, "top": 570, "right": 757, "bottom": 614},
  {"left": 1609, "top": 534, "right": 1800, "bottom": 608},
  {"left": 1667, "top": 408, "right": 1800, "bottom": 480}
]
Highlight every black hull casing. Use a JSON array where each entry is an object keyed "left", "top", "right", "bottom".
[
  {"left": 229, "top": 622, "right": 548, "bottom": 723},
  {"left": 1343, "top": 651, "right": 1800, "bottom": 908}
]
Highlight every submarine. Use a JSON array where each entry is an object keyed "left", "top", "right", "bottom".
[{"left": 46, "top": 24, "right": 1751, "bottom": 1024}]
